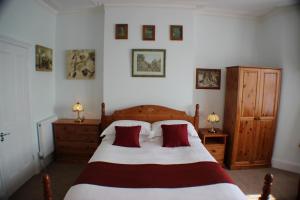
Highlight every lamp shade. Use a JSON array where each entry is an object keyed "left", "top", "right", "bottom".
[
  {"left": 72, "top": 102, "right": 84, "bottom": 112},
  {"left": 207, "top": 112, "right": 220, "bottom": 123}
]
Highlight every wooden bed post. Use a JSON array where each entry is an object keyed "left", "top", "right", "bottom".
[
  {"left": 43, "top": 174, "right": 53, "bottom": 200},
  {"left": 297, "top": 178, "right": 300, "bottom": 200},
  {"left": 259, "top": 173, "right": 273, "bottom": 200},
  {"left": 194, "top": 104, "right": 199, "bottom": 131}
]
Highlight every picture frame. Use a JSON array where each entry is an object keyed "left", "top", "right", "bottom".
[
  {"left": 132, "top": 49, "right": 166, "bottom": 77},
  {"left": 35, "top": 45, "right": 53, "bottom": 72},
  {"left": 66, "top": 49, "right": 96, "bottom": 80},
  {"left": 142, "top": 25, "right": 155, "bottom": 41},
  {"left": 115, "top": 24, "right": 128, "bottom": 39},
  {"left": 170, "top": 25, "right": 183, "bottom": 41},
  {"left": 196, "top": 68, "right": 221, "bottom": 89}
]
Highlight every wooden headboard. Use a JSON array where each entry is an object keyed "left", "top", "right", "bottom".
[{"left": 100, "top": 103, "right": 199, "bottom": 131}]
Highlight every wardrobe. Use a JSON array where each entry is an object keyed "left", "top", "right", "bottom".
[{"left": 223, "top": 66, "right": 281, "bottom": 169}]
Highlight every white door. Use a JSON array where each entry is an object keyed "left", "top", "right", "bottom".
[{"left": 0, "top": 38, "right": 36, "bottom": 199}]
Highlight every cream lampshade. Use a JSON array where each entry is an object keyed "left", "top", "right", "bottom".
[
  {"left": 207, "top": 112, "right": 220, "bottom": 133},
  {"left": 72, "top": 102, "right": 84, "bottom": 122}
]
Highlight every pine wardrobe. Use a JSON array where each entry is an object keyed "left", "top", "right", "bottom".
[{"left": 223, "top": 66, "right": 281, "bottom": 169}]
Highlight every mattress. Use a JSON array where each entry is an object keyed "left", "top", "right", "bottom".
[{"left": 64, "top": 135, "right": 246, "bottom": 200}]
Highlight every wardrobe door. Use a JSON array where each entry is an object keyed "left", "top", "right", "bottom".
[
  {"left": 253, "top": 69, "right": 281, "bottom": 164},
  {"left": 234, "top": 68, "right": 260, "bottom": 166}
]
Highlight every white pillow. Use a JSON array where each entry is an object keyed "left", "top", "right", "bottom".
[
  {"left": 150, "top": 120, "right": 198, "bottom": 138},
  {"left": 101, "top": 120, "right": 151, "bottom": 137}
]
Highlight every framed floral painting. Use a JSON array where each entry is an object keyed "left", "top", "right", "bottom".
[{"left": 66, "top": 49, "right": 95, "bottom": 80}]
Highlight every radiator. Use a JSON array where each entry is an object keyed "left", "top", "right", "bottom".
[{"left": 37, "top": 116, "right": 57, "bottom": 159}]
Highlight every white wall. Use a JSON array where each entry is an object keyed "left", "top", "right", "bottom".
[
  {"left": 0, "top": 0, "right": 56, "bottom": 164},
  {"left": 103, "top": 6, "right": 195, "bottom": 114},
  {"left": 257, "top": 6, "right": 300, "bottom": 173},
  {"left": 55, "top": 7, "right": 104, "bottom": 119},
  {"left": 194, "top": 14, "right": 259, "bottom": 127}
]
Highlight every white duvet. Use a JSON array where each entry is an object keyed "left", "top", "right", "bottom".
[{"left": 64, "top": 135, "right": 246, "bottom": 200}]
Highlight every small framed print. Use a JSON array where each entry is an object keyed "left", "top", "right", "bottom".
[
  {"left": 170, "top": 25, "right": 183, "bottom": 41},
  {"left": 196, "top": 68, "right": 221, "bottom": 89},
  {"left": 115, "top": 24, "right": 128, "bottom": 39},
  {"left": 132, "top": 49, "right": 166, "bottom": 77},
  {"left": 143, "top": 25, "right": 155, "bottom": 41},
  {"left": 35, "top": 45, "right": 53, "bottom": 72}
]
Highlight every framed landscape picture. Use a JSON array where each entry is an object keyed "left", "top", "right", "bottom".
[
  {"left": 196, "top": 68, "right": 221, "bottom": 89},
  {"left": 35, "top": 45, "right": 53, "bottom": 71},
  {"left": 115, "top": 24, "right": 128, "bottom": 39},
  {"left": 132, "top": 49, "right": 166, "bottom": 77},
  {"left": 142, "top": 25, "right": 155, "bottom": 41},
  {"left": 66, "top": 49, "right": 95, "bottom": 80},
  {"left": 170, "top": 25, "right": 183, "bottom": 40}
]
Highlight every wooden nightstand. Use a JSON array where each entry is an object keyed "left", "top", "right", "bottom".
[
  {"left": 199, "top": 128, "right": 227, "bottom": 164},
  {"left": 52, "top": 119, "right": 101, "bottom": 163}
]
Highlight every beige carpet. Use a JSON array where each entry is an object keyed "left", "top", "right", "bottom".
[{"left": 9, "top": 162, "right": 299, "bottom": 200}]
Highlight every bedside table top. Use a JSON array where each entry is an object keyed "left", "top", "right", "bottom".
[
  {"left": 198, "top": 128, "right": 227, "bottom": 137},
  {"left": 53, "top": 119, "right": 100, "bottom": 125}
]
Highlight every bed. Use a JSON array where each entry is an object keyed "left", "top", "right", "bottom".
[{"left": 43, "top": 103, "right": 274, "bottom": 200}]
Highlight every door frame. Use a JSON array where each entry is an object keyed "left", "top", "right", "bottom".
[{"left": 0, "top": 35, "right": 40, "bottom": 195}]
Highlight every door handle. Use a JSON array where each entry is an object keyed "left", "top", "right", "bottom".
[{"left": 0, "top": 132, "right": 10, "bottom": 142}]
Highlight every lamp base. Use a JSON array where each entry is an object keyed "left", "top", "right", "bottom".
[
  {"left": 74, "top": 118, "right": 84, "bottom": 123},
  {"left": 74, "top": 111, "right": 84, "bottom": 123},
  {"left": 208, "top": 127, "right": 217, "bottom": 133}
]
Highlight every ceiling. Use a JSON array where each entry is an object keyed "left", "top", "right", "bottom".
[{"left": 42, "top": 0, "right": 297, "bottom": 16}]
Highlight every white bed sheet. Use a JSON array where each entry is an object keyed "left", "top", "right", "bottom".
[{"left": 64, "top": 136, "right": 246, "bottom": 200}]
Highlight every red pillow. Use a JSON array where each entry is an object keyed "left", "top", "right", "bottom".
[
  {"left": 113, "top": 126, "right": 141, "bottom": 148},
  {"left": 161, "top": 124, "right": 190, "bottom": 147}
]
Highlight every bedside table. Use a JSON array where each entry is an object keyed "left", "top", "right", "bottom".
[
  {"left": 199, "top": 128, "right": 227, "bottom": 164},
  {"left": 52, "top": 119, "right": 101, "bottom": 163}
]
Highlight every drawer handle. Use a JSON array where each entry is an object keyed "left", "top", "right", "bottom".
[{"left": 211, "top": 150, "right": 216, "bottom": 153}]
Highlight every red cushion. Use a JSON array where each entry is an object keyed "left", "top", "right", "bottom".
[
  {"left": 161, "top": 124, "right": 190, "bottom": 147},
  {"left": 113, "top": 126, "right": 141, "bottom": 148}
]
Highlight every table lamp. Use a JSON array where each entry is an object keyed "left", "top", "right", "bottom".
[
  {"left": 72, "top": 102, "right": 84, "bottom": 122},
  {"left": 207, "top": 112, "right": 220, "bottom": 133}
]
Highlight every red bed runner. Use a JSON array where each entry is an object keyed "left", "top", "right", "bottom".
[{"left": 74, "top": 161, "right": 234, "bottom": 188}]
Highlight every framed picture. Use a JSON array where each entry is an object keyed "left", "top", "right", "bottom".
[
  {"left": 35, "top": 45, "right": 53, "bottom": 71},
  {"left": 196, "top": 68, "right": 221, "bottom": 89},
  {"left": 66, "top": 49, "right": 95, "bottom": 80},
  {"left": 170, "top": 25, "right": 183, "bottom": 41},
  {"left": 142, "top": 25, "right": 155, "bottom": 41},
  {"left": 115, "top": 24, "right": 128, "bottom": 39},
  {"left": 132, "top": 49, "right": 166, "bottom": 77}
]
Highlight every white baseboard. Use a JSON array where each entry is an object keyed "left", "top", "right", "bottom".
[
  {"left": 272, "top": 159, "right": 300, "bottom": 174},
  {"left": 38, "top": 153, "right": 54, "bottom": 172}
]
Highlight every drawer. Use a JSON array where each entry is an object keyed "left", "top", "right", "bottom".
[
  {"left": 55, "top": 153, "right": 92, "bottom": 163},
  {"left": 76, "top": 125, "right": 99, "bottom": 132},
  {"left": 54, "top": 125, "right": 76, "bottom": 134},
  {"left": 55, "top": 131, "right": 99, "bottom": 143},
  {"left": 54, "top": 124, "right": 99, "bottom": 133},
  {"left": 205, "top": 144, "right": 225, "bottom": 160},
  {"left": 56, "top": 141, "right": 98, "bottom": 154}
]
